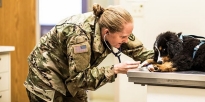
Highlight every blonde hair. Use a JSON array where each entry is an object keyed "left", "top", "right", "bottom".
[{"left": 93, "top": 3, "right": 133, "bottom": 33}]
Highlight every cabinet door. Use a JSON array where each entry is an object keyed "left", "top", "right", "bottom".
[
  {"left": 0, "top": 90, "right": 9, "bottom": 102},
  {"left": 0, "top": 54, "right": 9, "bottom": 73},
  {"left": 0, "top": 72, "right": 9, "bottom": 91}
]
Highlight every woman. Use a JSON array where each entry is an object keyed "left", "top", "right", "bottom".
[{"left": 24, "top": 3, "right": 153, "bottom": 102}]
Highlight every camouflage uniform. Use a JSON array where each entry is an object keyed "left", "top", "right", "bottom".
[{"left": 24, "top": 12, "right": 154, "bottom": 102}]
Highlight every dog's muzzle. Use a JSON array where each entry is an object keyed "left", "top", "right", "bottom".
[{"left": 155, "top": 45, "right": 163, "bottom": 64}]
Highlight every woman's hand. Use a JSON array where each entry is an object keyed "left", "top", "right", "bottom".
[{"left": 113, "top": 61, "right": 141, "bottom": 74}]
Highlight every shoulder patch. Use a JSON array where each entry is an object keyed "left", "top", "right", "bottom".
[
  {"left": 73, "top": 45, "right": 88, "bottom": 53},
  {"left": 128, "top": 34, "right": 135, "bottom": 41}
]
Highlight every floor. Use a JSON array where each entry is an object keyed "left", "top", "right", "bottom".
[{"left": 89, "top": 99, "right": 113, "bottom": 102}]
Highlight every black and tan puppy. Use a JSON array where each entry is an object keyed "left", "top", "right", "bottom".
[{"left": 146, "top": 31, "right": 205, "bottom": 72}]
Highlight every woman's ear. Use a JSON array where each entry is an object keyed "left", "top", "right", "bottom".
[
  {"left": 102, "top": 28, "right": 109, "bottom": 35},
  {"left": 105, "top": 29, "right": 109, "bottom": 35},
  {"left": 106, "top": 31, "right": 109, "bottom": 35}
]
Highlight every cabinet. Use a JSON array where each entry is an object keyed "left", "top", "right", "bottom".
[{"left": 0, "top": 46, "right": 15, "bottom": 102}]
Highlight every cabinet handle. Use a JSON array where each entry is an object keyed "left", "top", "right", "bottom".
[
  {"left": 0, "top": 76, "right": 1, "bottom": 79},
  {"left": 0, "top": 57, "right": 1, "bottom": 60},
  {"left": 0, "top": 95, "right": 2, "bottom": 98}
]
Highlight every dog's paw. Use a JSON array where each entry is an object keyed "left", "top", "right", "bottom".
[
  {"left": 151, "top": 65, "right": 161, "bottom": 72},
  {"left": 157, "top": 66, "right": 177, "bottom": 72},
  {"left": 148, "top": 63, "right": 177, "bottom": 72},
  {"left": 159, "top": 67, "right": 177, "bottom": 72},
  {"left": 146, "top": 64, "right": 160, "bottom": 72}
]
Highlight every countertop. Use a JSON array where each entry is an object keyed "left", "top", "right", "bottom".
[
  {"left": 127, "top": 69, "right": 205, "bottom": 88},
  {"left": 0, "top": 46, "right": 15, "bottom": 52}
]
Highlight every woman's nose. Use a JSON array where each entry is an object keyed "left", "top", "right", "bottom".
[{"left": 123, "top": 38, "right": 129, "bottom": 43}]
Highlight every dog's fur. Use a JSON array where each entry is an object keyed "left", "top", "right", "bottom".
[{"left": 146, "top": 31, "right": 205, "bottom": 72}]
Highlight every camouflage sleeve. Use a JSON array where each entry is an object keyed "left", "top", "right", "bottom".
[
  {"left": 65, "top": 34, "right": 116, "bottom": 97},
  {"left": 121, "top": 34, "right": 154, "bottom": 62}
]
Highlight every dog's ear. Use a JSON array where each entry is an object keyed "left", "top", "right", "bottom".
[
  {"left": 176, "top": 32, "right": 182, "bottom": 37},
  {"left": 153, "top": 49, "right": 158, "bottom": 62},
  {"left": 167, "top": 40, "right": 183, "bottom": 58}
]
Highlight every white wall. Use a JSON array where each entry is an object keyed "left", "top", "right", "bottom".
[
  {"left": 120, "top": 0, "right": 205, "bottom": 49},
  {"left": 117, "top": 0, "right": 205, "bottom": 102},
  {"left": 39, "top": 0, "right": 82, "bottom": 25}
]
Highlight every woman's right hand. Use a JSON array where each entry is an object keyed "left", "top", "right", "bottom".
[{"left": 113, "top": 61, "right": 141, "bottom": 74}]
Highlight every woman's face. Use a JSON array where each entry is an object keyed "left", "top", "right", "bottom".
[{"left": 106, "top": 23, "right": 134, "bottom": 48}]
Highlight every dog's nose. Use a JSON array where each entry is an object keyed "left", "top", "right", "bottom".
[{"left": 157, "top": 61, "right": 163, "bottom": 64}]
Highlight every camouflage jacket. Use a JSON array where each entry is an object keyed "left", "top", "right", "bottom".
[{"left": 25, "top": 12, "right": 154, "bottom": 97}]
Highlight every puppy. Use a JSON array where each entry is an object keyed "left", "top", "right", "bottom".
[{"left": 145, "top": 31, "right": 205, "bottom": 72}]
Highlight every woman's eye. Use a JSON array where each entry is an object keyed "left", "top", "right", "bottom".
[{"left": 121, "top": 36, "right": 126, "bottom": 39}]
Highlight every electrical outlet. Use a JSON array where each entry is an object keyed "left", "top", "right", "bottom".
[{"left": 131, "top": 3, "right": 144, "bottom": 17}]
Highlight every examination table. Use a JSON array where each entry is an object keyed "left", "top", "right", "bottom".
[{"left": 127, "top": 69, "right": 205, "bottom": 102}]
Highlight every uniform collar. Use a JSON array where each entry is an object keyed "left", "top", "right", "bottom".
[
  {"left": 91, "top": 22, "right": 106, "bottom": 54},
  {"left": 79, "top": 12, "right": 106, "bottom": 54}
]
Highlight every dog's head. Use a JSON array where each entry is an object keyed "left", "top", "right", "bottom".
[{"left": 153, "top": 31, "right": 183, "bottom": 64}]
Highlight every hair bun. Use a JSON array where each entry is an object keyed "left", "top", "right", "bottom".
[{"left": 93, "top": 3, "right": 105, "bottom": 18}]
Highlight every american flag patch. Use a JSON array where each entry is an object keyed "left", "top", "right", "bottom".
[{"left": 73, "top": 45, "right": 88, "bottom": 53}]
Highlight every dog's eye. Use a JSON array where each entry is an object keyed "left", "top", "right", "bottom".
[{"left": 162, "top": 49, "right": 166, "bottom": 52}]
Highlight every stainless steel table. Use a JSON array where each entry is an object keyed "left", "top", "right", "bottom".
[
  {"left": 127, "top": 69, "right": 205, "bottom": 102},
  {"left": 127, "top": 69, "right": 205, "bottom": 88}
]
